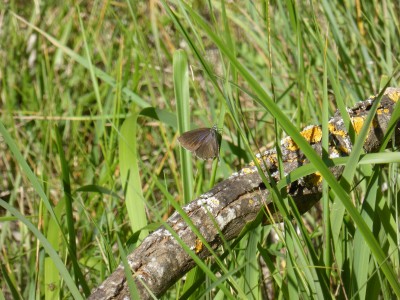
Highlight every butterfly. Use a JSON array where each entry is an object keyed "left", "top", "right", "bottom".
[{"left": 178, "top": 125, "right": 221, "bottom": 160}]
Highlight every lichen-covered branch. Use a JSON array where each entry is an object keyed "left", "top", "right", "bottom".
[{"left": 89, "top": 87, "right": 400, "bottom": 299}]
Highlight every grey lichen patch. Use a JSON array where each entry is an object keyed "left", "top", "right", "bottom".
[
  {"left": 153, "top": 228, "right": 168, "bottom": 237},
  {"left": 198, "top": 196, "right": 220, "bottom": 214},
  {"left": 147, "top": 257, "right": 166, "bottom": 278},
  {"left": 339, "top": 131, "right": 352, "bottom": 149},
  {"left": 173, "top": 220, "right": 189, "bottom": 231},
  {"left": 246, "top": 178, "right": 262, "bottom": 190},
  {"left": 200, "top": 192, "right": 213, "bottom": 199},
  {"left": 329, "top": 148, "right": 341, "bottom": 158},
  {"left": 184, "top": 201, "right": 201, "bottom": 213},
  {"left": 216, "top": 207, "right": 237, "bottom": 228},
  {"left": 230, "top": 172, "right": 239, "bottom": 178}
]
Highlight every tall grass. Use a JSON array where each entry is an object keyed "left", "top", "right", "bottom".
[{"left": 0, "top": 0, "right": 399, "bottom": 299}]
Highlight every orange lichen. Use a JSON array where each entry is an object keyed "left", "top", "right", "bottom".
[
  {"left": 386, "top": 90, "right": 400, "bottom": 102},
  {"left": 338, "top": 145, "right": 351, "bottom": 154},
  {"left": 284, "top": 137, "right": 299, "bottom": 151},
  {"left": 328, "top": 123, "right": 348, "bottom": 138},
  {"left": 284, "top": 126, "right": 323, "bottom": 152},
  {"left": 195, "top": 239, "right": 203, "bottom": 254},
  {"left": 300, "top": 126, "right": 323, "bottom": 144},
  {"left": 307, "top": 172, "right": 323, "bottom": 185},
  {"left": 351, "top": 116, "right": 366, "bottom": 134},
  {"left": 377, "top": 108, "right": 389, "bottom": 115}
]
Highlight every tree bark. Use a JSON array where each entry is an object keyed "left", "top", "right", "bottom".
[{"left": 89, "top": 87, "right": 400, "bottom": 299}]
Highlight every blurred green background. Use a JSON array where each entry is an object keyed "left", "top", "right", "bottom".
[{"left": 0, "top": 1, "right": 399, "bottom": 299}]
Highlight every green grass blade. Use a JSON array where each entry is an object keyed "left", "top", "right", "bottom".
[
  {"left": 174, "top": 50, "right": 194, "bottom": 204},
  {"left": 243, "top": 227, "right": 262, "bottom": 298},
  {"left": 0, "top": 120, "right": 64, "bottom": 236},
  {"left": 0, "top": 262, "right": 23, "bottom": 299},
  {"left": 44, "top": 194, "right": 65, "bottom": 300},
  {"left": 119, "top": 113, "right": 148, "bottom": 239},
  {"left": 117, "top": 237, "right": 141, "bottom": 299},
  {"left": 353, "top": 170, "right": 379, "bottom": 298},
  {"left": 54, "top": 125, "right": 90, "bottom": 295},
  {"left": 0, "top": 200, "right": 83, "bottom": 299}
]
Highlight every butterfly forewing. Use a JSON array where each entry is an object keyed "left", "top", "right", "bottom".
[
  {"left": 178, "top": 128, "right": 210, "bottom": 151},
  {"left": 178, "top": 127, "right": 220, "bottom": 160}
]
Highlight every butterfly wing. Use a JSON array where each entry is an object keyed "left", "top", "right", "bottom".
[
  {"left": 193, "top": 129, "right": 220, "bottom": 160},
  {"left": 178, "top": 128, "right": 212, "bottom": 152}
]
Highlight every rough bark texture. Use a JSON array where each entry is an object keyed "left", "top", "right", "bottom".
[{"left": 89, "top": 87, "right": 400, "bottom": 299}]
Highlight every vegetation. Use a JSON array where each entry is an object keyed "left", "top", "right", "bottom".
[{"left": 0, "top": 0, "right": 399, "bottom": 299}]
